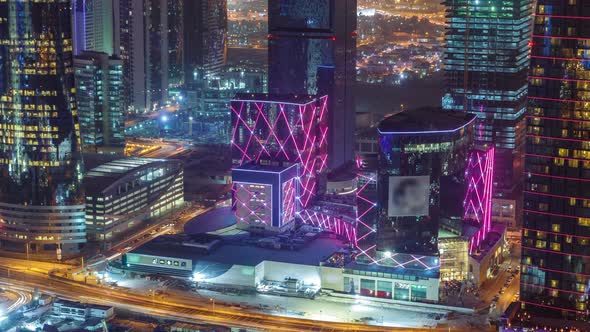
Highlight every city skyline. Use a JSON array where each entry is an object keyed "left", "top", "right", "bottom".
[{"left": 0, "top": 1, "right": 587, "bottom": 331}]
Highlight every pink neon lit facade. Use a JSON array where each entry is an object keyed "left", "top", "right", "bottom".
[
  {"left": 231, "top": 94, "right": 328, "bottom": 209},
  {"left": 233, "top": 183, "right": 272, "bottom": 227},
  {"left": 298, "top": 209, "right": 357, "bottom": 244},
  {"left": 463, "top": 147, "right": 495, "bottom": 254}
]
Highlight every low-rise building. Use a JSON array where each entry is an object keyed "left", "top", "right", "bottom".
[
  {"left": 52, "top": 299, "right": 114, "bottom": 321},
  {"left": 84, "top": 157, "right": 184, "bottom": 244}
]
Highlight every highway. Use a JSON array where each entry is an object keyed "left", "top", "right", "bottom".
[{"left": 0, "top": 268, "right": 434, "bottom": 331}]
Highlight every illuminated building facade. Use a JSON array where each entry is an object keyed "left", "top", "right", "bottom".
[
  {"left": 443, "top": 0, "right": 533, "bottom": 202},
  {"left": 232, "top": 164, "right": 298, "bottom": 233},
  {"left": 119, "top": 0, "right": 146, "bottom": 112},
  {"left": 168, "top": 0, "right": 184, "bottom": 89},
  {"left": 145, "top": 0, "right": 169, "bottom": 109},
  {"left": 521, "top": 0, "right": 590, "bottom": 322},
  {"left": 0, "top": 0, "right": 86, "bottom": 255},
  {"left": 358, "top": 108, "right": 475, "bottom": 271},
  {"left": 72, "top": 0, "right": 118, "bottom": 56},
  {"left": 183, "top": 0, "right": 227, "bottom": 88},
  {"left": 84, "top": 157, "right": 184, "bottom": 244},
  {"left": 231, "top": 94, "right": 328, "bottom": 208},
  {"left": 268, "top": 0, "right": 356, "bottom": 169},
  {"left": 74, "top": 51, "right": 124, "bottom": 153}
]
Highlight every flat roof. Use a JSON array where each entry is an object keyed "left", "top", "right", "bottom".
[
  {"left": 84, "top": 157, "right": 181, "bottom": 192},
  {"left": 233, "top": 163, "right": 298, "bottom": 174},
  {"left": 232, "top": 93, "right": 319, "bottom": 105},
  {"left": 378, "top": 108, "right": 476, "bottom": 134},
  {"left": 129, "top": 234, "right": 345, "bottom": 267},
  {"left": 184, "top": 207, "right": 238, "bottom": 236}
]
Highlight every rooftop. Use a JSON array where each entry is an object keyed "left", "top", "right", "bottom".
[
  {"left": 232, "top": 93, "right": 319, "bottom": 105},
  {"left": 233, "top": 163, "right": 298, "bottom": 174},
  {"left": 378, "top": 107, "right": 476, "bottom": 134},
  {"left": 129, "top": 233, "right": 345, "bottom": 268},
  {"left": 84, "top": 157, "right": 181, "bottom": 192}
]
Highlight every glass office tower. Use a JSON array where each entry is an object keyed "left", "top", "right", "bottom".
[
  {"left": 443, "top": 0, "right": 533, "bottom": 201},
  {"left": 268, "top": 0, "right": 357, "bottom": 169},
  {"left": 0, "top": 0, "right": 86, "bottom": 255},
  {"left": 521, "top": 0, "right": 590, "bottom": 323}
]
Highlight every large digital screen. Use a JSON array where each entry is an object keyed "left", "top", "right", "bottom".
[{"left": 388, "top": 176, "right": 430, "bottom": 217}]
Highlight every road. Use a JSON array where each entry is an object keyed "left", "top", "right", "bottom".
[{"left": 0, "top": 269, "right": 438, "bottom": 331}]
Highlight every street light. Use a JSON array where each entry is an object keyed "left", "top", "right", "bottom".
[{"left": 209, "top": 298, "right": 215, "bottom": 311}]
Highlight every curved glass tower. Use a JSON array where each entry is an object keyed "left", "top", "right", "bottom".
[{"left": 0, "top": 0, "right": 86, "bottom": 255}]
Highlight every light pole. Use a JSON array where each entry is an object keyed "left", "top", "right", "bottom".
[{"left": 209, "top": 298, "right": 215, "bottom": 311}]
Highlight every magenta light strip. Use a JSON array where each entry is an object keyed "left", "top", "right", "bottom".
[
  {"left": 526, "top": 134, "right": 590, "bottom": 144},
  {"left": 522, "top": 264, "right": 590, "bottom": 277},
  {"left": 528, "top": 75, "right": 590, "bottom": 84},
  {"left": 527, "top": 115, "right": 590, "bottom": 124},
  {"left": 528, "top": 96, "right": 588, "bottom": 104},
  {"left": 523, "top": 227, "right": 590, "bottom": 240},
  {"left": 528, "top": 172, "right": 590, "bottom": 183},
  {"left": 523, "top": 209, "right": 580, "bottom": 220},
  {"left": 534, "top": 14, "right": 590, "bottom": 20},
  {"left": 522, "top": 245, "right": 590, "bottom": 258},
  {"left": 520, "top": 300, "right": 585, "bottom": 314},
  {"left": 463, "top": 147, "right": 494, "bottom": 254},
  {"left": 532, "top": 34, "right": 590, "bottom": 41},
  {"left": 525, "top": 153, "right": 590, "bottom": 163},
  {"left": 523, "top": 190, "right": 589, "bottom": 201},
  {"left": 530, "top": 55, "right": 590, "bottom": 62}
]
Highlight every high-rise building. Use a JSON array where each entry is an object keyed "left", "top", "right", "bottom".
[
  {"left": 183, "top": 0, "right": 228, "bottom": 88},
  {"left": 144, "top": 0, "right": 169, "bottom": 110},
  {"left": 168, "top": 0, "right": 184, "bottom": 89},
  {"left": 443, "top": 0, "right": 533, "bottom": 204},
  {"left": 119, "top": 0, "right": 169, "bottom": 113},
  {"left": 119, "top": 0, "right": 147, "bottom": 112},
  {"left": 268, "top": 0, "right": 356, "bottom": 169},
  {"left": 367, "top": 108, "right": 475, "bottom": 265},
  {"left": 0, "top": 0, "right": 86, "bottom": 255},
  {"left": 74, "top": 51, "right": 125, "bottom": 153},
  {"left": 521, "top": 1, "right": 590, "bottom": 324},
  {"left": 73, "top": 0, "right": 119, "bottom": 56},
  {"left": 230, "top": 94, "right": 329, "bottom": 231}
]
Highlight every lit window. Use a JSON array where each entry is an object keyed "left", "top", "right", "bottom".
[
  {"left": 535, "top": 240, "right": 547, "bottom": 248},
  {"left": 550, "top": 243, "right": 561, "bottom": 251},
  {"left": 579, "top": 218, "right": 590, "bottom": 226},
  {"left": 551, "top": 279, "right": 558, "bottom": 288},
  {"left": 551, "top": 224, "right": 560, "bottom": 232}
]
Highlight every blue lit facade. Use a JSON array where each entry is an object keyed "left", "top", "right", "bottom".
[{"left": 443, "top": 0, "right": 533, "bottom": 198}]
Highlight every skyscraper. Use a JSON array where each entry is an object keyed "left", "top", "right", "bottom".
[
  {"left": 443, "top": 0, "right": 533, "bottom": 206},
  {"left": 0, "top": 0, "right": 86, "bottom": 255},
  {"left": 119, "top": 0, "right": 147, "bottom": 112},
  {"left": 521, "top": 1, "right": 590, "bottom": 323},
  {"left": 74, "top": 51, "right": 125, "bottom": 153},
  {"left": 73, "top": 0, "right": 119, "bottom": 56},
  {"left": 145, "top": 0, "right": 169, "bottom": 110},
  {"left": 183, "top": 0, "right": 228, "bottom": 87},
  {"left": 168, "top": 0, "right": 184, "bottom": 89},
  {"left": 268, "top": 0, "right": 356, "bottom": 169},
  {"left": 118, "top": 0, "right": 170, "bottom": 113}
]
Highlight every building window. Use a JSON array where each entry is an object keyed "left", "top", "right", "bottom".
[
  {"left": 360, "top": 279, "right": 375, "bottom": 297},
  {"left": 411, "top": 285, "right": 427, "bottom": 301},
  {"left": 394, "top": 282, "right": 410, "bottom": 301}
]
